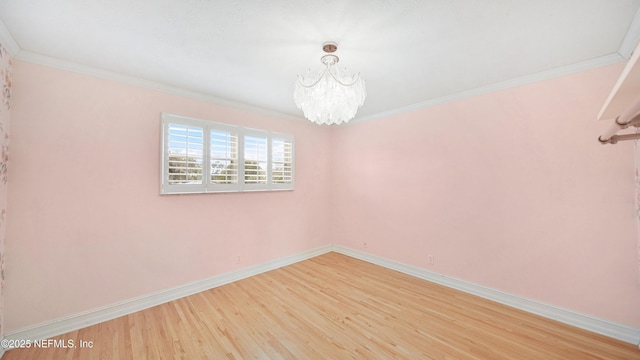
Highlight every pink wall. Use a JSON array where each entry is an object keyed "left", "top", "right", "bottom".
[
  {"left": 4, "top": 61, "right": 332, "bottom": 332},
  {"left": 331, "top": 63, "right": 640, "bottom": 327}
]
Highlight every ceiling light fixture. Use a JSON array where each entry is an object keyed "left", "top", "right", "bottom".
[{"left": 294, "top": 41, "right": 366, "bottom": 125}]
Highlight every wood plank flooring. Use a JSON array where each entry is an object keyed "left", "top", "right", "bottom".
[{"left": 4, "top": 252, "right": 640, "bottom": 359}]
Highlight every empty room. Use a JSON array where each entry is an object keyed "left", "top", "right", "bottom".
[{"left": 0, "top": 1, "right": 639, "bottom": 359}]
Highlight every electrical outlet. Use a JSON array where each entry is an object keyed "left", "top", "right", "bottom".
[
  {"left": 236, "top": 256, "right": 241, "bottom": 264},
  {"left": 428, "top": 255, "right": 435, "bottom": 265},
  {"left": 363, "top": 242, "right": 367, "bottom": 248}
]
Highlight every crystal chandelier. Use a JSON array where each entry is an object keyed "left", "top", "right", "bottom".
[{"left": 294, "top": 42, "right": 366, "bottom": 125}]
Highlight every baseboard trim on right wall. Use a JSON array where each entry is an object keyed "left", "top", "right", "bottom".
[{"left": 331, "top": 245, "right": 640, "bottom": 347}]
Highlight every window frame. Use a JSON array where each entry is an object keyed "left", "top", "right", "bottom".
[{"left": 161, "top": 113, "right": 294, "bottom": 194}]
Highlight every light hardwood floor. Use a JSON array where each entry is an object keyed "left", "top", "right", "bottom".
[{"left": 4, "top": 252, "right": 640, "bottom": 359}]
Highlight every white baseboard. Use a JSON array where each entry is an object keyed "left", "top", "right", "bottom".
[
  {"left": 3, "top": 245, "right": 333, "bottom": 343},
  {"left": 3, "top": 244, "right": 639, "bottom": 352},
  {"left": 332, "top": 245, "right": 640, "bottom": 347}
]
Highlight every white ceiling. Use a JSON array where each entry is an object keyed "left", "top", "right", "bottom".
[{"left": 1, "top": 0, "right": 640, "bottom": 122}]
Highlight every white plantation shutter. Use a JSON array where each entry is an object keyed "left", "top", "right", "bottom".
[
  {"left": 244, "top": 134, "right": 268, "bottom": 189},
  {"left": 162, "top": 115, "right": 206, "bottom": 194},
  {"left": 161, "top": 113, "right": 294, "bottom": 194},
  {"left": 271, "top": 136, "right": 294, "bottom": 189},
  {"left": 208, "top": 127, "right": 239, "bottom": 192},
  {"left": 167, "top": 124, "right": 204, "bottom": 184}
]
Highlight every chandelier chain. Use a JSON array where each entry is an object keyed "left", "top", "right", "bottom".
[{"left": 296, "top": 66, "right": 362, "bottom": 88}]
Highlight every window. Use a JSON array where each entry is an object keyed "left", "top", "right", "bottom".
[{"left": 161, "top": 113, "right": 294, "bottom": 194}]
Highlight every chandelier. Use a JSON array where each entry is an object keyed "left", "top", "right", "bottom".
[{"left": 294, "top": 42, "right": 366, "bottom": 125}]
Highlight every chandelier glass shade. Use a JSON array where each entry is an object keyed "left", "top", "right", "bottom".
[{"left": 294, "top": 42, "right": 366, "bottom": 125}]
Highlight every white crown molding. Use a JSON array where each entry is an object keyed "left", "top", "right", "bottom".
[
  {"left": 9, "top": 48, "right": 629, "bottom": 129},
  {"left": 14, "top": 50, "right": 306, "bottom": 124},
  {"left": 331, "top": 245, "right": 640, "bottom": 346},
  {"left": 350, "top": 53, "right": 626, "bottom": 125},
  {"left": 0, "top": 19, "right": 20, "bottom": 56},
  {"left": 3, "top": 245, "right": 332, "bottom": 344},
  {"left": 618, "top": 8, "right": 640, "bottom": 59}
]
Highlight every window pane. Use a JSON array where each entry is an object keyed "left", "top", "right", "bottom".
[
  {"left": 167, "top": 124, "right": 203, "bottom": 184},
  {"left": 272, "top": 138, "right": 293, "bottom": 184},
  {"left": 244, "top": 135, "right": 267, "bottom": 184},
  {"left": 210, "top": 130, "right": 238, "bottom": 184}
]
